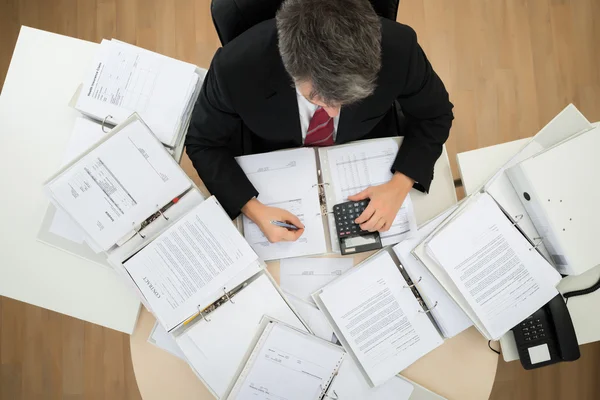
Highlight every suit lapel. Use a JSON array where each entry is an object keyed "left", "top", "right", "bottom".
[{"left": 262, "top": 53, "right": 303, "bottom": 146}]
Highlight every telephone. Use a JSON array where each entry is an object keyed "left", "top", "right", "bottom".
[{"left": 512, "top": 294, "right": 580, "bottom": 370}]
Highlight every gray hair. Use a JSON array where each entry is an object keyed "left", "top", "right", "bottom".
[{"left": 276, "top": 0, "right": 382, "bottom": 106}]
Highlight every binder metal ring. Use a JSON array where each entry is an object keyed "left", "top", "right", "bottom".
[
  {"left": 403, "top": 276, "right": 422, "bottom": 289},
  {"left": 223, "top": 287, "right": 234, "bottom": 304},
  {"left": 529, "top": 237, "right": 543, "bottom": 251},
  {"left": 418, "top": 300, "right": 439, "bottom": 314},
  {"left": 196, "top": 306, "right": 211, "bottom": 322},
  {"left": 158, "top": 209, "right": 169, "bottom": 221},
  {"left": 512, "top": 214, "right": 523, "bottom": 225},
  {"left": 312, "top": 182, "right": 330, "bottom": 188},
  {"left": 135, "top": 228, "right": 146, "bottom": 239},
  {"left": 101, "top": 115, "right": 114, "bottom": 133}
]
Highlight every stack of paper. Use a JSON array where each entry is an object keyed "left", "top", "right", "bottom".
[
  {"left": 75, "top": 39, "right": 202, "bottom": 148},
  {"left": 421, "top": 192, "right": 562, "bottom": 340}
]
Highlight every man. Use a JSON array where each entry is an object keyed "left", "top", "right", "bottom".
[{"left": 186, "top": 0, "right": 453, "bottom": 243}]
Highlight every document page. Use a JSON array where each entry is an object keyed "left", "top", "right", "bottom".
[
  {"left": 228, "top": 322, "right": 345, "bottom": 400},
  {"left": 237, "top": 148, "right": 327, "bottom": 260},
  {"left": 318, "top": 252, "right": 443, "bottom": 386},
  {"left": 49, "top": 117, "right": 109, "bottom": 244},
  {"left": 393, "top": 207, "right": 473, "bottom": 339},
  {"left": 286, "top": 294, "right": 337, "bottom": 343},
  {"left": 324, "top": 139, "right": 417, "bottom": 246},
  {"left": 76, "top": 39, "right": 198, "bottom": 145},
  {"left": 327, "top": 358, "right": 414, "bottom": 400},
  {"left": 148, "top": 322, "right": 186, "bottom": 360},
  {"left": 426, "top": 193, "right": 561, "bottom": 340},
  {"left": 280, "top": 257, "right": 353, "bottom": 304},
  {"left": 123, "top": 196, "right": 259, "bottom": 331},
  {"left": 47, "top": 118, "right": 191, "bottom": 251},
  {"left": 176, "top": 273, "right": 306, "bottom": 398}
]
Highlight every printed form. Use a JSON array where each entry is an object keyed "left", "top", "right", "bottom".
[
  {"left": 237, "top": 148, "right": 327, "bottom": 260},
  {"left": 228, "top": 322, "right": 345, "bottom": 400},
  {"left": 47, "top": 119, "right": 190, "bottom": 251},
  {"left": 324, "top": 139, "right": 417, "bottom": 246}
]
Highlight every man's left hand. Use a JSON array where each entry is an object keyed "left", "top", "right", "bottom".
[{"left": 348, "top": 172, "right": 415, "bottom": 232}]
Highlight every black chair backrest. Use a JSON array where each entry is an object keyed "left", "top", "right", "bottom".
[{"left": 211, "top": 0, "right": 400, "bottom": 46}]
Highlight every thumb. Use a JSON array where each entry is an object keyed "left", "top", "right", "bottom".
[{"left": 348, "top": 188, "right": 370, "bottom": 201}]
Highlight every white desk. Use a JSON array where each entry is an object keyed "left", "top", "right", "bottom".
[
  {"left": 0, "top": 27, "right": 140, "bottom": 334},
  {"left": 457, "top": 136, "right": 600, "bottom": 361}
]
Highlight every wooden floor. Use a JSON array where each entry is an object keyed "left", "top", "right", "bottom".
[{"left": 1, "top": 0, "right": 599, "bottom": 399}]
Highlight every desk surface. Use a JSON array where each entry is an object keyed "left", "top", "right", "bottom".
[
  {"left": 131, "top": 148, "right": 499, "bottom": 400},
  {"left": 0, "top": 27, "right": 140, "bottom": 333},
  {"left": 457, "top": 136, "right": 600, "bottom": 360}
]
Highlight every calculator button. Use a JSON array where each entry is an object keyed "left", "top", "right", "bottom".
[
  {"left": 345, "top": 231, "right": 351, "bottom": 235},
  {"left": 532, "top": 335, "right": 539, "bottom": 340},
  {"left": 525, "top": 337, "right": 531, "bottom": 341},
  {"left": 539, "top": 328, "right": 544, "bottom": 333},
  {"left": 340, "top": 232, "right": 345, "bottom": 236},
  {"left": 523, "top": 332, "right": 530, "bottom": 336},
  {"left": 523, "top": 327, "right": 529, "bottom": 332},
  {"left": 537, "top": 324, "right": 543, "bottom": 328},
  {"left": 531, "top": 330, "right": 537, "bottom": 335},
  {"left": 540, "top": 333, "right": 545, "bottom": 338}
]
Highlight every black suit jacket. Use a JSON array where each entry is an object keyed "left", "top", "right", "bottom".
[{"left": 186, "top": 18, "right": 454, "bottom": 219}]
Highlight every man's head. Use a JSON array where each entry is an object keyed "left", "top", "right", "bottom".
[{"left": 276, "top": 0, "right": 382, "bottom": 117}]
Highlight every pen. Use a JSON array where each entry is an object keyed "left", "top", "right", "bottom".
[{"left": 270, "top": 220, "right": 301, "bottom": 231}]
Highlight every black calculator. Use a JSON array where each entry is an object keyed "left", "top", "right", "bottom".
[{"left": 333, "top": 200, "right": 382, "bottom": 255}]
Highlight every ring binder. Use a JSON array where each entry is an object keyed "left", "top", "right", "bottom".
[
  {"left": 223, "top": 287, "right": 234, "bottom": 304},
  {"left": 403, "top": 276, "right": 422, "bottom": 289},
  {"left": 512, "top": 214, "right": 523, "bottom": 225},
  {"left": 418, "top": 300, "right": 439, "bottom": 314},
  {"left": 101, "top": 115, "right": 114, "bottom": 133},
  {"left": 134, "top": 228, "right": 146, "bottom": 239},
  {"left": 529, "top": 237, "right": 544, "bottom": 251},
  {"left": 158, "top": 209, "right": 169, "bottom": 221}
]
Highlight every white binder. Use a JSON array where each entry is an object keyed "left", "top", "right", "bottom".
[{"left": 506, "top": 126, "right": 600, "bottom": 275}]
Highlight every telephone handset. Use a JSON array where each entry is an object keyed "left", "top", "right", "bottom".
[{"left": 512, "top": 294, "right": 580, "bottom": 370}]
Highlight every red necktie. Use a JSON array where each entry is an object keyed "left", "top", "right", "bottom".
[{"left": 304, "top": 107, "right": 334, "bottom": 147}]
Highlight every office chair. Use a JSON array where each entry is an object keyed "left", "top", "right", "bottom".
[{"left": 211, "top": 0, "right": 400, "bottom": 45}]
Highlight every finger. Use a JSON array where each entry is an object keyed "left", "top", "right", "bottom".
[
  {"left": 355, "top": 203, "right": 376, "bottom": 224},
  {"left": 360, "top": 210, "right": 381, "bottom": 232},
  {"left": 280, "top": 228, "right": 304, "bottom": 241},
  {"left": 379, "top": 220, "right": 391, "bottom": 232},
  {"left": 348, "top": 188, "right": 370, "bottom": 201},
  {"left": 281, "top": 210, "right": 305, "bottom": 229},
  {"left": 374, "top": 218, "right": 386, "bottom": 232}
]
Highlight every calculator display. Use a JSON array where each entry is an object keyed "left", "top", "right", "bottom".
[{"left": 343, "top": 234, "right": 379, "bottom": 247}]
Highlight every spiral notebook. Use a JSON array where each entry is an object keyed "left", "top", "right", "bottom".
[
  {"left": 223, "top": 317, "right": 346, "bottom": 400},
  {"left": 313, "top": 250, "right": 446, "bottom": 388}
]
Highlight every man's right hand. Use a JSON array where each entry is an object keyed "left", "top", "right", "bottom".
[{"left": 241, "top": 198, "right": 305, "bottom": 243}]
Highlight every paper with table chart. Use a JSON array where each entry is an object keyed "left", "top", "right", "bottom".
[
  {"left": 75, "top": 39, "right": 199, "bottom": 147},
  {"left": 393, "top": 207, "right": 473, "bottom": 339},
  {"left": 236, "top": 148, "right": 327, "bottom": 260},
  {"left": 426, "top": 193, "right": 561, "bottom": 340},
  {"left": 176, "top": 273, "right": 307, "bottom": 398},
  {"left": 122, "top": 196, "right": 259, "bottom": 332},
  {"left": 148, "top": 321, "right": 186, "bottom": 360},
  {"left": 322, "top": 138, "right": 417, "bottom": 246},
  {"left": 49, "top": 117, "right": 109, "bottom": 244},
  {"left": 317, "top": 252, "right": 444, "bottom": 387},
  {"left": 45, "top": 117, "right": 191, "bottom": 251},
  {"left": 280, "top": 257, "right": 353, "bottom": 304},
  {"left": 226, "top": 321, "right": 345, "bottom": 400}
]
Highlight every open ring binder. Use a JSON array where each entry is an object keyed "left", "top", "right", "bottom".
[
  {"left": 223, "top": 287, "right": 234, "bottom": 304},
  {"left": 403, "top": 276, "right": 422, "bottom": 289},
  {"left": 418, "top": 300, "right": 439, "bottom": 314},
  {"left": 529, "top": 237, "right": 544, "bottom": 251},
  {"left": 101, "top": 114, "right": 114, "bottom": 133}
]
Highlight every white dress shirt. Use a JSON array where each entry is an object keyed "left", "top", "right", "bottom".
[{"left": 296, "top": 89, "right": 340, "bottom": 144}]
